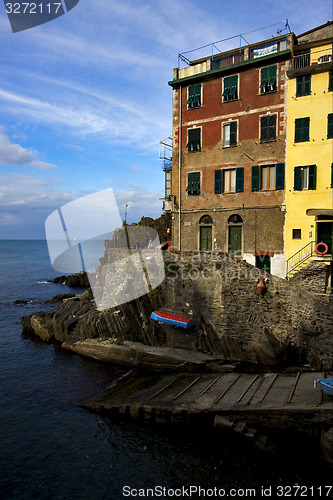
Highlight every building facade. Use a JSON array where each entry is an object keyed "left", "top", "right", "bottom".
[
  {"left": 167, "top": 33, "right": 294, "bottom": 276},
  {"left": 284, "top": 23, "right": 333, "bottom": 276}
]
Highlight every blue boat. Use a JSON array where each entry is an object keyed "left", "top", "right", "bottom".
[
  {"left": 150, "top": 311, "right": 195, "bottom": 329},
  {"left": 316, "top": 378, "right": 333, "bottom": 397}
]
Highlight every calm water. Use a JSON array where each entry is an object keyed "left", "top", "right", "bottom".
[{"left": 0, "top": 240, "right": 331, "bottom": 500}]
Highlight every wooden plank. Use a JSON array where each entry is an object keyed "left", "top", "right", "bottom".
[
  {"left": 237, "top": 374, "right": 259, "bottom": 403},
  {"left": 171, "top": 376, "right": 202, "bottom": 402},
  {"left": 257, "top": 373, "right": 278, "bottom": 404},
  {"left": 287, "top": 371, "right": 301, "bottom": 403},
  {"left": 193, "top": 375, "right": 222, "bottom": 402},
  {"left": 213, "top": 374, "right": 240, "bottom": 405}
]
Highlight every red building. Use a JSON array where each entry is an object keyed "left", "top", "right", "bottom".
[{"left": 167, "top": 31, "right": 295, "bottom": 277}]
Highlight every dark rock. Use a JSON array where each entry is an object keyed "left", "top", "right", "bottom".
[
  {"left": 52, "top": 272, "right": 90, "bottom": 288},
  {"left": 43, "top": 294, "right": 76, "bottom": 304},
  {"left": 14, "top": 300, "right": 28, "bottom": 305}
]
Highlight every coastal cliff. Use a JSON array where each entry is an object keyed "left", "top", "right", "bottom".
[{"left": 21, "top": 250, "right": 333, "bottom": 371}]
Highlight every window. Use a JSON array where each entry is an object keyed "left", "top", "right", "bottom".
[
  {"left": 187, "top": 128, "right": 201, "bottom": 152},
  {"left": 260, "top": 65, "right": 277, "bottom": 93},
  {"left": 223, "top": 122, "right": 237, "bottom": 147},
  {"left": 165, "top": 171, "right": 172, "bottom": 197},
  {"left": 294, "top": 165, "right": 316, "bottom": 190},
  {"left": 292, "top": 229, "right": 302, "bottom": 239},
  {"left": 215, "top": 168, "right": 244, "bottom": 194},
  {"left": 261, "top": 165, "right": 276, "bottom": 190},
  {"left": 329, "top": 71, "right": 333, "bottom": 92},
  {"left": 260, "top": 114, "right": 276, "bottom": 142},
  {"left": 296, "top": 75, "right": 311, "bottom": 97},
  {"left": 252, "top": 164, "right": 284, "bottom": 191},
  {"left": 186, "top": 172, "right": 200, "bottom": 196},
  {"left": 223, "top": 75, "right": 238, "bottom": 102},
  {"left": 187, "top": 83, "right": 201, "bottom": 109},
  {"left": 328, "top": 114, "right": 333, "bottom": 139},
  {"left": 295, "top": 118, "right": 310, "bottom": 142}
]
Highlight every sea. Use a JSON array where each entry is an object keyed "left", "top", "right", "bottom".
[{"left": 0, "top": 240, "right": 332, "bottom": 500}]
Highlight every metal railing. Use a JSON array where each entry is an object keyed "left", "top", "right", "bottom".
[
  {"left": 293, "top": 53, "right": 310, "bottom": 69},
  {"left": 285, "top": 241, "right": 316, "bottom": 278}
]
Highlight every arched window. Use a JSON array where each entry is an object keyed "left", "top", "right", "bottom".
[
  {"left": 199, "top": 215, "right": 213, "bottom": 224},
  {"left": 228, "top": 214, "right": 243, "bottom": 224}
]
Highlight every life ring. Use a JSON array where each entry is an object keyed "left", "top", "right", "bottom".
[{"left": 315, "top": 242, "right": 328, "bottom": 255}]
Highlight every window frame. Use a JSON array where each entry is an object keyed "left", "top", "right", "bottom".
[
  {"left": 260, "top": 114, "right": 277, "bottom": 142},
  {"left": 186, "top": 171, "right": 201, "bottom": 196},
  {"left": 261, "top": 165, "right": 276, "bottom": 190},
  {"left": 295, "top": 117, "right": 310, "bottom": 143},
  {"left": 187, "top": 83, "right": 202, "bottom": 109},
  {"left": 252, "top": 163, "right": 284, "bottom": 192},
  {"left": 328, "top": 113, "right": 333, "bottom": 139},
  {"left": 187, "top": 127, "right": 201, "bottom": 152},
  {"left": 222, "top": 74, "right": 239, "bottom": 102},
  {"left": 223, "top": 121, "right": 237, "bottom": 147},
  {"left": 292, "top": 229, "right": 302, "bottom": 239},
  {"left": 296, "top": 74, "right": 311, "bottom": 97},
  {"left": 294, "top": 165, "right": 317, "bottom": 191},
  {"left": 215, "top": 168, "right": 244, "bottom": 194},
  {"left": 165, "top": 170, "right": 172, "bottom": 197},
  {"left": 260, "top": 65, "right": 277, "bottom": 94}
]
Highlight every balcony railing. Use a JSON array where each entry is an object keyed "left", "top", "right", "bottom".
[{"left": 293, "top": 53, "right": 310, "bottom": 69}]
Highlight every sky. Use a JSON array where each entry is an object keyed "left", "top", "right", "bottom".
[{"left": 0, "top": 0, "right": 332, "bottom": 239}]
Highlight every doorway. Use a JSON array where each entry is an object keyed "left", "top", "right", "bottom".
[
  {"left": 228, "top": 214, "right": 243, "bottom": 256},
  {"left": 317, "top": 221, "right": 333, "bottom": 254},
  {"left": 200, "top": 225, "right": 212, "bottom": 251}
]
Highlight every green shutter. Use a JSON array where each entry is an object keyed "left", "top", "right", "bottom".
[
  {"left": 304, "top": 75, "right": 311, "bottom": 95},
  {"left": 230, "top": 122, "right": 237, "bottom": 146},
  {"left": 303, "top": 117, "right": 310, "bottom": 141},
  {"left": 308, "top": 164, "right": 316, "bottom": 190},
  {"left": 236, "top": 168, "right": 244, "bottom": 192},
  {"left": 294, "top": 166, "right": 302, "bottom": 190},
  {"left": 295, "top": 118, "right": 309, "bottom": 142},
  {"left": 261, "top": 116, "right": 268, "bottom": 141},
  {"left": 296, "top": 75, "right": 311, "bottom": 96},
  {"left": 261, "top": 66, "right": 276, "bottom": 92},
  {"left": 328, "top": 114, "right": 333, "bottom": 138},
  {"left": 268, "top": 115, "right": 276, "bottom": 141},
  {"left": 214, "top": 170, "right": 221, "bottom": 194},
  {"left": 223, "top": 75, "right": 238, "bottom": 101},
  {"left": 261, "top": 67, "right": 269, "bottom": 88},
  {"left": 187, "top": 84, "right": 201, "bottom": 108},
  {"left": 276, "top": 163, "right": 285, "bottom": 190},
  {"left": 268, "top": 65, "right": 277, "bottom": 87},
  {"left": 252, "top": 165, "right": 260, "bottom": 191},
  {"left": 329, "top": 71, "right": 333, "bottom": 92}
]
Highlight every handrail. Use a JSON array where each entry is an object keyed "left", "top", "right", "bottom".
[{"left": 286, "top": 241, "right": 316, "bottom": 277}]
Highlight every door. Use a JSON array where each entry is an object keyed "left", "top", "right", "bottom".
[
  {"left": 200, "top": 226, "right": 212, "bottom": 251},
  {"left": 256, "top": 255, "right": 271, "bottom": 273},
  {"left": 228, "top": 226, "right": 242, "bottom": 256},
  {"left": 317, "top": 222, "right": 333, "bottom": 254}
]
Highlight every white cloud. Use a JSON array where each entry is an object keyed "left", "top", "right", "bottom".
[{"left": 0, "top": 126, "right": 56, "bottom": 169}]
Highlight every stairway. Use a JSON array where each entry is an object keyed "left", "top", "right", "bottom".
[{"left": 287, "top": 259, "right": 332, "bottom": 299}]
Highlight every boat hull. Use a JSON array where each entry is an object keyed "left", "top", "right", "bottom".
[
  {"left": 317, "top": 378, "right": 333, "bottom": 396},
  {"left": 150, "top": 311, "right": 195, "bottom": 329}
]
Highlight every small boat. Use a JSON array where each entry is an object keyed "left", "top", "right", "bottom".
[
  {"left": 316, "top": 378, "right": 333, "bottom": 397},
  {"left": 150, "top": 311, "right": 195, "bottom": 329}
]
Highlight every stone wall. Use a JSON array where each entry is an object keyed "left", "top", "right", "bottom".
[{"left": 21, "top": 250, "right": 333, "bottom": 370}]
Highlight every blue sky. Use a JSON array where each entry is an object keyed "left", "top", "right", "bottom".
[{"left": 0, "top": 0, "right": 332, "bottom": 238}]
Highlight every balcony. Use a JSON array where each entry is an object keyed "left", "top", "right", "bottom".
[
  {"left": 173, "top": 22, "right": 292, "bottom": 83},
  {"left": 293, "top": 52, "right": 310, "bottom": 69}
]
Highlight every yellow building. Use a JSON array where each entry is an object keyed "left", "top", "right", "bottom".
[{"left": 285, "top": 23, "right": 333, "bottom": 278}]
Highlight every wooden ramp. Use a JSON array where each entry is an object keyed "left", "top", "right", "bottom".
[{"left": 81, "top": 371, "right": 332, "bottom": 425}]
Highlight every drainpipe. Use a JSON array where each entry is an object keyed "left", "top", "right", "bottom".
[{"left": 178, "top": 86, "right": 182, "bottom": 251}]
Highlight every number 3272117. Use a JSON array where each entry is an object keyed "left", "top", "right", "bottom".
[{"left": 5, "top": 3, "right": 62, "bottom": 14}]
